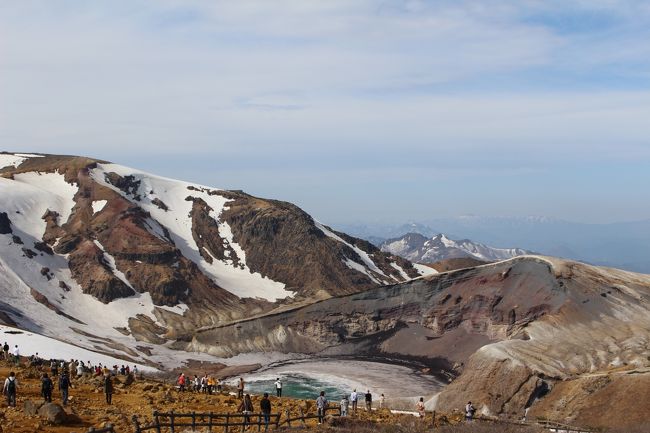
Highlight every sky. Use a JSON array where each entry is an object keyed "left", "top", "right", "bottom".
[{"left": 1, "top": 0, "right": 649, "bottom": 225}]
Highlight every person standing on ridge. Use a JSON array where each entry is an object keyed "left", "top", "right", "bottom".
[
  {"left": 1, "top": 342, "right": 7, "bottom": 360},
  {"left": 238, "top": 393, "right": 254, "bottom": 429},
  {"left": 416, "top": 397, "right": 426, "bottom": 418},
  {"left": 274, "top": 377, "right": 282, "bottom": 397},
  {"left": 238, "top": 377, "right": 245, "bottom": 399},
  {"left": 12, "top": 345, "right": 19, "bottom": 365},
  {"left": 365, "top": 390, "right": 372, "bottom": 411},
  {"left": 379, "top": 393, "right": 385, "bottom": 409},
  {"left": 340, "top": 395, "right": 349, "bottom": 417},
  {"left": 350, "top": 389, "right": 358, "bottom": 412},
  {"left": 260, "top": 392, "right": 272, "bottom": 432},
  {"left": 177, "top": 373, "right": 186, "bottom": 392},
  {"left": 3, "top": 371, "right": 18, "bottom": 407},
  {"left": 59, "top": 371, "right": 70, "bottom": 406},
  {"left": 41, "top": 373, "right": 53, "bottom": 402},
  {"left": 316, "top": 391, "right": 328, "bottom": 424},
  {"left": 465, "top": 401, "right": 476, "bottom": 422},
  {"left": 104, "top": 374, "right": 114, "bottom": 405}
]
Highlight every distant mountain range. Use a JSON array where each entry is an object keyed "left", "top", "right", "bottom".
[
  {"left": 338, "top": 216, "right": 650, "bottom": 274},
  {"left": 380, "top": 232, "right": 530, "bottom": 263}
]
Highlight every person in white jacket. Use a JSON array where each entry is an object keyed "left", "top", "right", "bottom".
[{"left": 11, "top": 345, "right": 19, "bottom": 364}]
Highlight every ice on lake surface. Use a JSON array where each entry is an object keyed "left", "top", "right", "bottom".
[{"left": 234, "top": 358, "right": 445, "bottom": 409}]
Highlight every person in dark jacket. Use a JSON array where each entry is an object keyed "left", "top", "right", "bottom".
[
  {"left": 238, "top": 393, "right": 254, "bottom": 429},
  {"left": 41, "top": 373, "right": 53, "bottom": 402},
  {"left": 260, "top": 392, "right": 272, "bottom": 431},
  {"left": 59, "top": 371, "right": 70, "bottom": 405},
  {"left": 104, "top": 375, "right": 114, "bottom": 405}
]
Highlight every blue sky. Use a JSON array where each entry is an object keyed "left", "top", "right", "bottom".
[{"left": 1, "top": 1, "right": 649, "bottom": 224}]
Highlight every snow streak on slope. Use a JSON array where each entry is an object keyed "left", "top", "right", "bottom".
[
  {"left": 90, "top": 163, "right": 294, "bottom": 301},
  {"left": 316, "top": 221, "right": 388, "bottom": 282},
  {"left": 94, "top": 240, "right": 135, "bottom": 290}
]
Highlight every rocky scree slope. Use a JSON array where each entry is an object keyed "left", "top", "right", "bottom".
[
  {"left": 381, "top": 232, "right": 530, "bottom": 263},
  {"left": 0, "top": 152, "right": 424, "bottom": 366},
  {"left": 191, "top": 256, "right": 650, "bottom": 430}
]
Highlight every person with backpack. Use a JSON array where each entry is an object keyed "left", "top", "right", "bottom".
[
  {"left": 59, "top": 371, "right": 71, "bottom": 406},
  {"left": 50, "top": 359, "right": 59, "bottom": 377},
  {"left": 3, "top": 371, "right": 18, "bottom": 407},
  {"left": 41, "top": 373, "right": 53, "bottom": 402},
  {"left": 238, "top": 393, "right": 254, "bottom": 429},
  {"left": 316, "top": 391, "right": 328, "bottom": 424},
  {"left": 260, "top": 392, "right": 272, "bottom": 432},
  {"left": 104, "top": 375, "right": 114, "bottom": 405}
]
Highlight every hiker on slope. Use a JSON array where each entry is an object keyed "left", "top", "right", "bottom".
[{"left": 2, "top": 371, "right": 18, "bottom": 407}]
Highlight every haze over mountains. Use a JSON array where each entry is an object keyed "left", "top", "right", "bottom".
[{"left": 339, "top": 217, "right": 650, "bottom": 274}]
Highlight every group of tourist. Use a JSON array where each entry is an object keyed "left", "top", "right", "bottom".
[
  {"left": 1, "top": 344, "right": 139, "bottom": 408},
  {"left": 175, "top": 372, "right": 225, "bottom": 394},
  {"left": 1, "top": 342, "right": 20, "bottom": 365},
  {"left": 337, "top": 388, "right": 381, "bottom": 417}
]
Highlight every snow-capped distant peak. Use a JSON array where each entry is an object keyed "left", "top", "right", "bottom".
[{"left": 381, "top": 233, "right": 530, "bottom": 264}]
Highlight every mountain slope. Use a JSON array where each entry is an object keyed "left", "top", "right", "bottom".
[
  {"left": 381, "top": 232, "right": 530, "bottom": 263},
  {"left": 0, "top": 152, "right": 429, "bottom": 365},
  {"left": 188, "top": 255, "right": 650, "bottom": 429}
]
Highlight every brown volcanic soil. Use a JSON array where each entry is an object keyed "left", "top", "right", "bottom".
[
  {"left": 0, "top": 360, "right": 450, "bottom": 433},
  {"left": 427, "top": 257, "right": 490, "bottom": 272}
]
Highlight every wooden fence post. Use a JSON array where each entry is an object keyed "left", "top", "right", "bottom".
[
  {"left": 192, "top": 411, "right": 197, "bottom": 430},
  {"left": 285, "top": 409, "right": 291, "bottom": 428},
  {"left": 208, "top": 411, "right": 214, "bottom": 433},
  {"left": 299, "top": 408, "right": 306, "bottom": 427},
  {"left": 225, "top": 413, "right": 230, "bottom": 433},
  {"left": 132, "top": 415, "right": 142, "bottom": 433},
  {"left": 170, "top": 410, "right": 175, "bottom": 433},
  {"left": 275, "top": 412, "right": 281, "bottom": 429},
  {"left": 432, "top": 410, "right": 436, "bottom": 429}
]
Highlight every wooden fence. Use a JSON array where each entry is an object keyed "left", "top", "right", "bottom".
[{"left": 132, "top": 406, "right": 342, "bottom": 432}]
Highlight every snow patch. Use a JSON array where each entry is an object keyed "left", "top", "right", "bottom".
[
  {"left": 0, "top": 171, "right": 78, "bottom": 239},
  {"left": 91, "top": 200, "right": 107, "bottom": 214}
]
